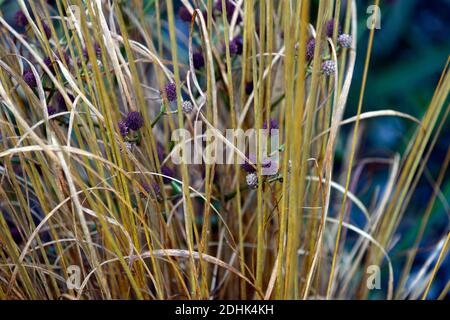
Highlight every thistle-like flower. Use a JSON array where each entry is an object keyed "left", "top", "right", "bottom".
[
  {"left": 125, "top": 111, "right": 144, "bottom": 131},
  {"left": 322, "top": 60, "right": 336, "bottom": 76},
  {"left": 306, "top": 38, "right": 316, "bottom": 61},
  {"left": 23, "top": 70, "right": 37, "bottom": 88},
  {"left": 15, "top": 10, "right": 27, "bottom": 28},
  {"left": 165, "top": 82, "right": 177, "bottom": 102},
  {"left": 338, "top": 34, "right": 352, "bottom": 48},
  {"left": 118, "top": 119, "right": 129, "bottom": 137},
  {"left": 182, "top": 100, "right": 193, "bottom": 114},
  {"left": 246, "top": 173, "right": 258, "bottom": 189},
  {"left": 326, "top": 18, "right": 341, "bottom": 38}
]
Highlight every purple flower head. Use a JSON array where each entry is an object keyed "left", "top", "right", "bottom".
[
  {"left": 193, "top": 51, "right": 205, "bottom": 69},
  {"left": 306, "top": 37, "right": 316, "bottom": 61},
  {"left": 23, "top": 69, "right": 37, "bottom": 88},
  {"left": 241, "top": 153, "right": 272, "bottom": 173},
  {"left": 229, "top": 35, "right": 243, "bottom": 56},
  {"left": 326, "top": 19, "right": 341, "bottom": 38},
  {"left": 44, "top": 52, "right": 71, "bottom": 73},
  {"left": 245, "top": 81, "right": 253, "bottom": 95},
  {"left": 322, "top": 60, "right": 336, "bottom": 76},
  {"left": 262, "top": 118, "right": 279, "bottom": 131},
  {"left": 338, "top": 34, "right": 352, "bottom": 48},
  {"left": 165, "top": 82, "right": 177, "bottom": 102},
  {"left": 125, "top": 111, "right": 144, "bottom": 131},
  {"left": 118, "top": 119, "right": 129, "bottom": 137},
  {"left": 161, "top": 165, "right": 174, "bottom": 184},
  {"left": 15, "top": 10, "right": 28, "bottom": 28},
  {"left": 47, "top": 106, "right": 57, "bottom": 116},
  {"left": 178, "top": 6, "right": 192, "bottom": 22}
]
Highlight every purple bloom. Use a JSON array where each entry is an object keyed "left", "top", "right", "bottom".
[
  {"left": 44, "top": 52, "right": 71, "bottom": 73},
  {"left": 322, "top": 60, "right": 336, "bottom": 76},
  {"left": 165, "top": 82, "right": 177, "bottom": 102},
  {"left": 161, "top": 165, "right": 174, "bottom": 184},
  {"left": 47, "top": 106, "right": 57, "bottom": 116},
  {"left": 229, "top": 35, "right": 243, "bottom": 56},
  {"left": 118, "top": 119, "right": 129, "bottom": 137},
  {"left": 242, "top": 153, "right": 272, "bottom": 173},
  {"left": 15, "top": 10, "right": 28, "bottom": 28},
  {"left": 262, "top": 118, "right": 279, "bottom": 131},
  {"left": 125, "top": 111, "right": 144, "bottom": 131},
  {"left": 23, "top": 70, "right": 37, "bottom": 88},
  {"left": 178, "top": 6, "right": 191, "bottom": 22},
  {"left": 338, "top": 34, "right": 352, "bottom": 48},
  {"left": 193, "top": 51, "right": 205, "bottom": 69},
  {"left": 326, "top": 19, "right": 341, "bottom": 38},
  {"left": 245, "top": 81, "right": 253, "bottom": 95},
  {"left": 306, "top": 37, "right": 316, "bottom": 61}
]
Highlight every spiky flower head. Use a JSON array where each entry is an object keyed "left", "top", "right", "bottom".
[
  {"left": 322, "top": 60, "right": 336, "bottom": 76},
  {"left": 178, "top": 6, "right": 191, "bottom": 22},
  {"left": 338, "top": 33, "right": 352, "bottom": 48},
  {"left": 193, "top": 52, "right": 205, "bottom": 69},
  {"left": 229, "top": 35, "right": 243, "bottom": 56},
  {"left": 306, "top": 38, "right": 316, "bottom": 61},
  {"left": 125, "top": 111, "right": 144, "bottom": 131},
  {"left": 15, "top": 10, "right": 28, "bottom": 28},
  {"left": 215, "top": 0, "right": 242, "bottom": 23},
  {"left": 118, "top": 119, "right": 129, "bottom": 137},
  {"left": 165, "top": 82, "right": 177, "bottom": 102},
  {"left": 246, "top": 173, "right": 258, "bottom": 189},
  {"left": 23, "top": 69, "right": 37, "bottom": 88},
  {"left": 326, "top": 18, "right": 341, "bottom": 38},
  {"left": 182, "top": 100, "right": 193, "bottom": 114}
]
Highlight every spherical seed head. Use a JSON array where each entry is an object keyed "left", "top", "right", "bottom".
[
  {"left": 178, "top": 6, "right": 191, "bottom": 22},
  {"left": 182, "top": 100, "right": 193, "bottom": 114},
  {"left": 338, "top": 33, "right": 352, "bottom": 48},
  {"left": 230, "top": 36, "right": 243, "bottom": 56},
  {"left": 15, "top": 10, "right": 28, "bottom": 28},
  {"left": 263, "top": 118, "right": 279, "bottom": 131},
  {"left": 23, "top": 70, "right": 37, "bottom": 88},
  {"left": 246, "top": 173, "right": 258, "bottom": 189},
  {"left": 193, "top": 52, "right": 205, "bottom": 69},
  {"left": 165, "top": 82, "right": 177, "bottom": 102},
  {"left": 306, "top": 38, "right": 316, "bottom": 61},
  {"left": 118, "top": 119, "right": 129, "bottom": 137},
  {"left": 125, "top": 111, "right": 144, "bottom": 131},
  {"left": 322, "top": 60, "right": 336, "bottom": 76}
]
